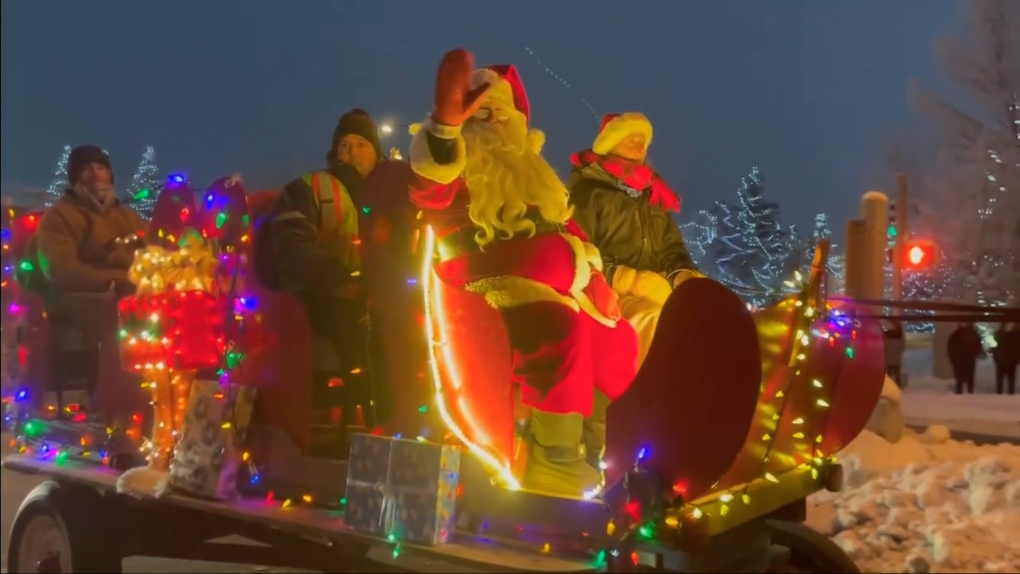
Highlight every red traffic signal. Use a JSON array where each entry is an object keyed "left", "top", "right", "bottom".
[{"left": 903, "top": 240, "right": 937, "bottom": 270}]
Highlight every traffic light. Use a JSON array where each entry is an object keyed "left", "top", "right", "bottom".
[
  {"left": 887, "top": 202, "right": 897, "bottom": 239},
  {"left": 903, "top": 240, "right": 937, "bottom": 270}
]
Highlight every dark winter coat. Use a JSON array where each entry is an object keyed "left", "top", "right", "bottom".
[
  {"left": 568, "top": 151, "right": 698, "bottom": 286},
  {"left": 992, "top": 328, "right": 1020, "bottom": 368},
  {"left": 947, "top": 326, "right": 984, "bottom": 368},
  {"left": 267, "top": 164, "right": 365, "bottom": 295}
]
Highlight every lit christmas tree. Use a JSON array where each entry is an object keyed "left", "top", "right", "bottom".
[
  {"left": 44, "top": 145, "right": 72, "bottom": 208},
  {"left": 705, "top": 167, "right": 790, "bottom": 305},
  {"left": 125, "top": 146, "right": 162, "bottom": 219}
]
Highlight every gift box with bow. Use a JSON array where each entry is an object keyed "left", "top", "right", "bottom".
[
  {"left": 344, "top": 434, "right": 461, "bottom": 545},
  {"left": 168, "top": 379, "right": 256, "bottom": 500}
]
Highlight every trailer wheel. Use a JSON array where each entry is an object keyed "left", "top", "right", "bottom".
[
  {"left": 8, "top": 481, "right": 124, "bottom": 573},
  {"left": 767, "top": 520, "right": 860, "bottom": 573}
]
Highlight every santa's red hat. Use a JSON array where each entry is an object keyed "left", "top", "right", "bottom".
[
  {"left": 468, "top": 64, "right": 545, "bottom": 153},
  {"left": 593, "top": 112, "right": 653, "bottom": 156},
  {"left": 472, "top": 65, "right": 531, "bottom": 123}
]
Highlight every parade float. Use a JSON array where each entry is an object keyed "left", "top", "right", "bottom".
[{"left": 2, "top": 179, "right": 882, "bottom": 573}]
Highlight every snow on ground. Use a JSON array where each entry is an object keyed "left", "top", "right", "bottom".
[
  {"left": 900, "top": 348, "right": 1020, "bottom": 439},
  {"left": 808, "top": 428, "right": 1020, "bottom": 573}
]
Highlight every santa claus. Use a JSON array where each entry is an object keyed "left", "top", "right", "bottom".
[{"left": 408, "top": 49, "right": 638, "bottom": 497}]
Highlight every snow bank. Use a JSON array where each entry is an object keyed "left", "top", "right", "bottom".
[
  {"left": 808, "top": 429, "right": 1020, "bottom": 573},
  {"left": 867, "top": 376, "right": 906, "bottom": 443}
]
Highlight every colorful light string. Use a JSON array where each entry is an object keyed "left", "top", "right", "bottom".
[{"left": 523, "top": 47, "right": 600, "bottom": 123}]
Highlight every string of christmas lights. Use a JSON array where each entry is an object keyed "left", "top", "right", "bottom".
[
  {"left": 522, "top": 47, "right": 600, "bottom": 123},
  {"left": 43, "top": 146, "right": 72, "bottom": 208}
]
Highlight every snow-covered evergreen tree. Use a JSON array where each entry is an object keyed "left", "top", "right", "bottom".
[
  {"left": 125, "top": 146, "right": 162, "bottom": 219},
  {"left": 707, "top": 167, "right": 789, "bottom": 304},
  {"left": 44, "top": 145, "right": 72, "bottom": 208},
  {"left": 914, "top": 0, "right": 1019, "bottom": 306}
]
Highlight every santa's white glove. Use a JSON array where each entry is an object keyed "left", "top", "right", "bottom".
[{"left": 671, "top": 269, "right": 706, "bottom": 289}]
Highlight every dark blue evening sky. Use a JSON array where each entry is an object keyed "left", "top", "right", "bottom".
[{"left": 1, "top": 0, "right": 958, "bottom": 228}]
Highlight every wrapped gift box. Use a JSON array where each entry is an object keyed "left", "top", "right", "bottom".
[
  {"left": 169, "top": 379, "right": 256, "bottom": 500},
  {"left": 345, "top": 434, "right": 461, "bottom": 545}
]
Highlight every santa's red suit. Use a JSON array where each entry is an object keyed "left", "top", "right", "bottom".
[{"left": 407, "top": 58, "right": 637, "bottom": 496}]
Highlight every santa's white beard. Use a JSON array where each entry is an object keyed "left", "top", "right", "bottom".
[{"left": 462, "top": 115, "right": 573, "bottom": 247}]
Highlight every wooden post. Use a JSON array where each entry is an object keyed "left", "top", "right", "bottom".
[
  {"left": 862, "top": 192, "right": 889, "bottom": 312},
  {"left": 844, "top": 219, "right": 866, "bottom": 299}
]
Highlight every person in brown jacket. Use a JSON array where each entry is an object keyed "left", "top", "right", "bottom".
[{"left": 35, "top": 145, "right": 148, "bottom": 422}]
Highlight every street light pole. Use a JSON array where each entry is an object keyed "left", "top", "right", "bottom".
[{"left": 893, "top": 173, "right": 910, "bottom": 304}]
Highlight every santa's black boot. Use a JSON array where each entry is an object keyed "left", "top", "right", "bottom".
[{"left": 524, "top": 411, "right": 601, "bottom": 498}]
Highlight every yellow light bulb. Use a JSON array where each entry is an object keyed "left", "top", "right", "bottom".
[
  {"left": 765, "top": 473, "right": 779, "bottom": 483},
  {"left": 775, "top": 390, "right": 784, "bottom": 398},
  {"left": 811, "top": 468, "right": 819, "bottom": 480},
  {"left": 691, "top": 507, "right": 704, "bottom": 520},
  {"left": 816, "top": 399, "right": 830, "bottom": 408},
  {"left": 813, "top": 379, "right": 823, "bottom": 388},
  {"left": 742, "top": 494, "right": 751, "bottom": 505},
  {"left": 792, "top": 417, "right": 805, "bottom": 425},
  {"left": 793, "top": 432, "right": 805, "bottom": 439},
  {"left": 720, "top": 504, "right": 730, "bottom": 517},
  {"left": 720, "top": 493, "right": 734, "bottom": 503}
]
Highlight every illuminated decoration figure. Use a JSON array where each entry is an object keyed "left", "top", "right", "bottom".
[{"left": 408, "top": 49, "right": 638, "bottom": 497}]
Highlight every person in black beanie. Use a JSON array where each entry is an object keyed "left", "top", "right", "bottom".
[
  {"left": 327, "top": 108, "right": 384, "bottom": 180},
  {"left": 34, "top": 144, "right": 149, "bottom": 428}
]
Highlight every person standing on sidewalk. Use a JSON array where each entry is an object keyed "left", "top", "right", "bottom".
[
  {"left": 883, "top": 322, "right": 906, "bottom": 387},
  {"left": 992, "top": 323, "right": 1019, "bottom": 395},
  {"left": 947, "top": 323, "right": 984, "bottom": 395}
]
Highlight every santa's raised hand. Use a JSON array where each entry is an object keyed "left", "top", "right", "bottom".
[{"left": 433, "top": 48, "right": 490, "bottom": 127}]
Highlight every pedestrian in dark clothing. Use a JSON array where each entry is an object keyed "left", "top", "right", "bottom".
[
  {"left": 992, "top": 323, "right": 1019, "bottom": 395},
  {"left": 947, "top": 323, "right": 984, "bottom": 395},
  {"left": 884, "top": 323, "right": 906, "bottom": 387}
]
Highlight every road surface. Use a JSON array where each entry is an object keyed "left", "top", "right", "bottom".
[{"left": 1, "top": 433, "right": 308, "bottom": 573}]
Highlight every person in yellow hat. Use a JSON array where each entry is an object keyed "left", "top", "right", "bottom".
[
  {"left": 568, "top": 113, "right": 703, "bottom": 467},
  {"left": 570, "top": 112, "right": 703, "bottom": 367}
]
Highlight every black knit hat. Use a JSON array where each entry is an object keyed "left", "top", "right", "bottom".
[
  {"left": 329, "top": 109, "right": 383, "bottom": 162},
  {"left": 68, "top": 145, "right": 113, "bottom": 186}
]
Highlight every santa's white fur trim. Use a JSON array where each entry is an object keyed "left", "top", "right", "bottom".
[
  {"left": 466, "top": 276, "right": 580, "bottom": 311},
  {"left": 574, "top": 291, "right": 618, "bottom": 328},
  {"left": 409, "top": 116, "right": 467, "bottom": 185},
  {"left": 560, "top": 234, "right": 617, "bottom": 327},
  {"left": 473, "top": 69, "right": 514, "bottom": 109},
  {"left": 593, "top": 112, "right": 654, "bottom": 156},
  {"left": 561, "top": 234, "right": 593, "bottom": 294}
]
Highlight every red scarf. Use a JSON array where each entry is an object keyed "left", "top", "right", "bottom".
[{"left": 570, "top": 149, "right": 681, "bottom": 213}]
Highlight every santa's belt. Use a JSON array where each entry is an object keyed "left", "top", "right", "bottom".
[{"left": 435, "top": 223, "right": 561, "bottom": 263}]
